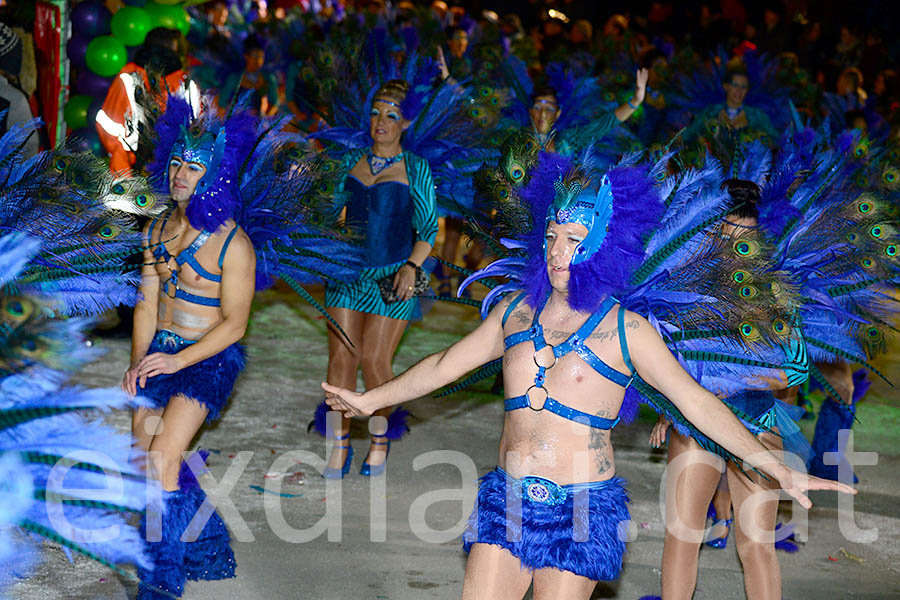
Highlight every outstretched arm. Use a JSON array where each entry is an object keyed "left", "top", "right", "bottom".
[
  {"left": 626, "top": 311, "right": 856, "bottom": 507},
  {"left": 324, "top": 295, "right": 510, "bottom": 416}
]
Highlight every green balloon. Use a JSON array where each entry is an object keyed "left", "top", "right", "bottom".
[
  {"left": 86, "top": 36, "right": 127, "bottom": 77},
  {"left": 143, "top": 2, "right": 189, "bottom": 35},
  {"left": 64, "top": 94, "right": 94, "bottom": 130},
  {"left": 111, "top": 6, "right": 152, "bottom": 47}
]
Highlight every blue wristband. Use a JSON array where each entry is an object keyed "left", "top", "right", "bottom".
[{"left": 627, "top": 97, "right": 638, "bottom": 110}]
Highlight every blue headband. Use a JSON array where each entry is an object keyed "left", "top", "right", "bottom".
[{"left": 374, "top": 98, "right": 402, "bottom": 109}]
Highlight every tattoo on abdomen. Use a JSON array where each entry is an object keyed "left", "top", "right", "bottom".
[{"left": 588, "top": 410, "right": 613, "bottom": 475}]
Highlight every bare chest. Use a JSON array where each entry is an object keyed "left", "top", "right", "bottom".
[
  {"left": 153, "top": 227, "right": 226, "bottom": 298},
  {"left": 501, "top": 309, "right": 631, "bottom": 396}
]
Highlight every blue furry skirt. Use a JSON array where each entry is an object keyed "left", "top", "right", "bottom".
[
  {"left": 138, "top": 330, "right": 245, "bottom": 423},
  {"left": 462, "top": 467, "right": 631, "bottom": 581}
]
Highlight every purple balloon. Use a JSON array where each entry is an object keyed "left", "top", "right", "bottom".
[
  {"left": 74, "top": 70, "right": 114, "bottom": 99},
  {"left": 70, "top": 1, "right": 112, "bottom": 37},
  {"left": 66, "top": 35, "right": 91, "bottom": 70}
]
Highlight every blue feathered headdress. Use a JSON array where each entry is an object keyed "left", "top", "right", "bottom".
[
  {"left": 520, "top": 147, "right": 666, "bottom": 312},
  {"left": 146, "top": 95, "right": 258, "bottom": 232}
]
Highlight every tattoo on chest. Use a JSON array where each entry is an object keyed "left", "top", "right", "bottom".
[
  {"left": 513, "top": 309, "right": 531, "bottom": 325},
  {"left": 540, "top": 319, "right": 640, "bottom": 344}
]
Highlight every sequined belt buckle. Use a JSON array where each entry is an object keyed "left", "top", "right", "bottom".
[
  {"left": 519, "top": 476, "right": 566, "bottom": 505},
  {"left": 158, "top": 330, "right": 189, "bottom": 350}
]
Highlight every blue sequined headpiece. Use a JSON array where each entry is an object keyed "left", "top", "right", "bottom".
[
  {"left": 545, "top": 173, "right": 614, "bottom": 265},
  {"left": 168, "top": 125, "right": 227, "bottom": 196},
  {"left": 149, "top": 95, "right": 258, "bottom": 232}
]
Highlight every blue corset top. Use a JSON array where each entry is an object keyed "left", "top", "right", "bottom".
[{"left": 344, "top": 176, "right": 413, "bottom": 267}]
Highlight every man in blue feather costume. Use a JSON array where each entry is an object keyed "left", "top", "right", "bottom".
[
  {"left": 323, "top": 152, "right": 855, "bottom": 599},
  {"left": 122, "top": 100, "right": 257, "bottom": 599}
]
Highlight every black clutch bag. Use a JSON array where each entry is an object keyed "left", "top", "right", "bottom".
[{"left": 377, "top": 266, "right": 429, "bottom": 304}]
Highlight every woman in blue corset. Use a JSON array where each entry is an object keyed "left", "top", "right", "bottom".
[{"left": 322, "top": 79, "right": 438, "bottom": 478}]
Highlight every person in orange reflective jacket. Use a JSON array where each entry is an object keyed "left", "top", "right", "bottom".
[{"left": 95, "top": 28, "right": 200, "bottom": 175}]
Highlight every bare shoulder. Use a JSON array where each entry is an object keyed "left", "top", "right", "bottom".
[
  {"left": 487, "top": 290, "right": 531, "bottom": 327},
  {"left": 219, "top": 223, "right": 255, "bottom": 267},
  {"left": 142, "top": 214, "right": 162, "bottom": 244},
  {"left": 620, "top": 309, "right": 648, "bottom": 330},
  {"left": 620, "top": 309, "right": 677, "bottom": 369},
  {"left": 618, "top": 309, "right": 660, "bottom": 346}
]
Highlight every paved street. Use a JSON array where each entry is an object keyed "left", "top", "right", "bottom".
[{"left": 11, "top": 290, "right": 900, "bottom": 599}]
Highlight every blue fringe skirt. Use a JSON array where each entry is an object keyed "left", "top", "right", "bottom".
[
  {"left": 462, "top": 467, "right": 631, "bottom": 581},
  {"left": 138, "top": 330, "right": 245, "bottom": 423}
]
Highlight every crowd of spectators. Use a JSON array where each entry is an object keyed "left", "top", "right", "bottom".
[
  {"left": 2, "top": 0, "right": 899, "bottom": 162},
  {"left": 179, "top": 0, "right": 899, "bottom": 140}
]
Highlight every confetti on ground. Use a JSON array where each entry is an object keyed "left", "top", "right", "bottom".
[
  {"left": 640, "top": 522, "right": 650, "bottom": 529},
  {"left": 285, "top": 472, "right": 305, "bottom": 484},
  {"left": 827, "top": 555, "right": 839, "bottom": 562},
  {"left": 839, "top": 548, "right": 864, "bottom": 564},
  {"left": 264, "top": 471, "right": 305, "bottom": 484},
  {"left": 249, "top": 484, "right": 302, "bottom": 498}
]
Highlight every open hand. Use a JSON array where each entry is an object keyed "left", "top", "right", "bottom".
[
  {"left": 634, "top": 68, "right": 649, "bottom": 105},
  {"left": 773, "top": 465, "right": 857, "bottom": 509},
  {"left": 122, "top": 364, "right": 142, "bottom": 396},
  {"left": 322, "top": 382, "right": 375, "bottom": 417}
]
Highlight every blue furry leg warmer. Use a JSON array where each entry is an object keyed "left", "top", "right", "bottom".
[
  {"left": 138, "top": 490, "right": 190, "bottom": 599},
  {"left": 179, "top": 455, "right": 237, "bottom": 581},
  {"left": 138, "top": 456, "right": 236, "bottom": 598}
]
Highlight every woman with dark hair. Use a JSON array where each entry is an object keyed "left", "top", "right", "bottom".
[
  {"left": 321, "top": 79, "right": 438, "bottom": 478},
  {"left": 650, "top": 178, "right": 810, "bottom": 600}
]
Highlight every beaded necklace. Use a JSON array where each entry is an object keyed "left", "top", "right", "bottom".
[{"left": 367, "top": 151, "right": 403, "bottom": 175}]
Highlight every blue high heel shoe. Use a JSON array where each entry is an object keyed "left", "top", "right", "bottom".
[
  {"left": 705, "top": 517, "right": 733, "bottom": 549},
  {"left": 323, "top": 432, "right": 353, "bottom": 479},
  {"left": 359, "top": 437, "right": 391, "bottom": 477}
]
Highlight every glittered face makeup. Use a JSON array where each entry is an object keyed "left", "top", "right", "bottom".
[
  {"left": 168, "top": 157, "right": 207, "bottom": 202},
  {"left": 370, "top": 98, "right": 407, "bottom": 145},
  {"left": 545, "top": 221, "right": 589, "bottom": 291},
  {"left": 529, "top": 95, "right": 560, "bottom": 135}
]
